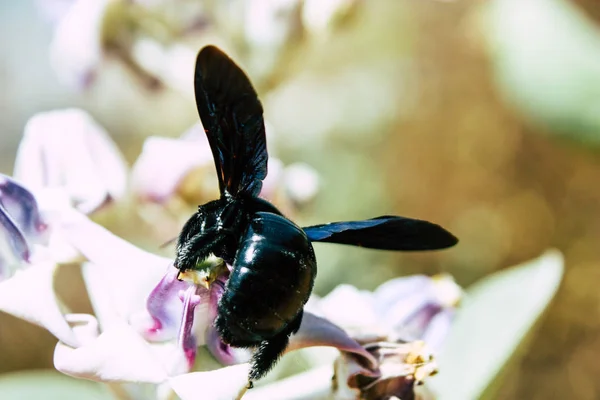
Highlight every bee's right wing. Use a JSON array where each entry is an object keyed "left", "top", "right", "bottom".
[
  {"left": 303, "top": 216, "right": 458, "bottom": 251},
  {"left": 194, "top": 46, "right": 268, "bottom": 198}
]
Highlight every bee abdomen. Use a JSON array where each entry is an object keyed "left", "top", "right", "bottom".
[{"left": 218, "top": 212, "right": 316, "bottom": 343}]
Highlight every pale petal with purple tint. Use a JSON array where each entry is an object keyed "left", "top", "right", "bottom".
[
  {"left": 0, "top": 174, "right": 49, "bottom": 244},
  {"left": 282, "top": 162, "right": 320, "bottom": 204},
  {"left": 421, "top": 309, "right": 454, "bottom": 352},
  {"left": 373, "top": 275, "right": 461, "bottom": 343},
  {"left": 0, "top": 261, "right": 77, "bottom": 347},
  {"left": 204, "top": 276, "right": 251, "bottom": 365},
  {"left": 169, "top": 364, "right": 250, "bottom": 400},
  {"left": 0, "top": 204, "right": 30, "bottom": 279},
  {"left": 49, "top": 0, "right": 106, "bottom": 88},
  {"left": 54, "top": 315, "right": 169, "bottom": 383},
  {"left": 59, "top": 209, "right": 169, "bottom": 316},
  {"left": 373, "top": 275, "right": 434, "bottom": 318},
  {"left": 312, "top": 284, "right": 382, "bottom": 335},
  {"left": 35, "top": 0, "right": 78, "bottom": 24},
  {"left": 80, "top": 262, "right": 127, "bottom": 330},
  {"left": 178, "top": 285, "right": 204, "bottom": 369},
  {"left": 205, "top": 323, "right": 252, "bottom": 366},
  {"left": 288, "top": 312, "right": 378, "bottom": 369},
  {"left": 134, "top": 265, "right": 190, "bottom": 343},
  {"left": 15, "top": 109, "right": 127, "bottom": 214},
  {"left": 131, "top": 135, "right": 213, "bottom": 203}
]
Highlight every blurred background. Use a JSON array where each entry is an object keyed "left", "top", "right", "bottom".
[{"left": 1, "top": 0, "right": 600, "bottom": 398}]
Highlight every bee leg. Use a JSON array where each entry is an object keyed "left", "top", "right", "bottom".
[{"left": 248, "top": 311, "right": 304, "bottom": 382}]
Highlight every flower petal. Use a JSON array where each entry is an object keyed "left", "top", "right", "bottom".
[
  {"left": 15, "top": 109, "right": 128, "bottom": 214},
  {"left": 169, "top": 364, "right": 250, "bottom": 400},
  {"left": 178, "top": 285, "right": 203, "bottom": 369},
  {"left": 59, "top": 209, "right": 165, "bottom": 270},
  {"left": 335, "top": 341, "right": 438, "bottom": 400},
  {"left": 0, "top": 204, "right": 30, "bottom": 279},
  {"left": 288, "top": 312, "right": 378, "bottom": 370},
  {"left": 136, "top": 265, "right": 189, "bottom": 342},
  {"left": 421, "top": 309, "right": 455, "bottom": 353},
  {"left": 49, "top": 0, "right": 106, "bottom": 88},
  {"left": 313, "top": 284, "right": 382, "bottom": 337},
  {"left": 0, "top": 261, "right": 77, "bottom": 346},
  {"left": 59, "top": 210, "right": 172, "bottom": 326},
  {"left": 370, "top": 275, "right": 462, "bottom": 344},
  {"left": 282, "top": 162, "right": 320, "bottom": 205},
  {"left": 203, "top": 275, "right": 252, "bottom": 365},
  {"left": 80, "top": 262, "right": 127, "bottom": 330},
  {"left": 54, "top": 315, "right": 169, "bottom": 383},
  {"left": 243, "top": 365, "right": 333, "bottom": 400},
  {"left": 0, "top": 174, "right": 49, "bottom": 245},
  {"left": 131, "top": 132, "right": 214, "bottom": 203},
  {"left": 205, "top": 324, "right": 252, "bottom": 366}
]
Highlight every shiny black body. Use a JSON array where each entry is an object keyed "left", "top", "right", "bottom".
[
  {"left": 176, "top": 46, "right": 459, "bottom": 383},
  {"left": 217, "top": 212, "right": 315, "bottom": 349}
]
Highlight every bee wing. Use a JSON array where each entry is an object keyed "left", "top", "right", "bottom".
[
  {"left": 194, "top": 46, "right": 268, "bottom": 197},
  {"left": 302, "top": 216, "right": 458, "bottom": 251}
]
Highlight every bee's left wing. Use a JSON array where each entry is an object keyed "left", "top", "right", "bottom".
[
  {"left": 194, "top": 46, "right": 268, "bottom": 197},
  {"left": 302, "top": 216, "right": 458, "bottom": 251}
]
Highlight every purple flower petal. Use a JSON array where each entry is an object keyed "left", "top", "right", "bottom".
[
  {"left": 373, "top": 275, "right": 433, "bottom": 320},
  {"left": 288, "top": 312, "right": 378, "bottom": 370},
  {"left": 0, "top": 174, "right": 49, "bottom": 245},
  {"left": 178, "top": 285, "right": 204, "bottom": 369},
  {"left": 421, "top": 309, "right": 455, "bottom": 352},
  {"left": 0, "top": 203, "right": 30, "bottom": 279},
  {"left": 372, "top": 275, "right": 462, "bottom": 344},
  {"left": 204, "top": 275, "right": 251, "bottom": 366},
  {"left": 143, "top": 266, "right": 190, "bottom": 342}
]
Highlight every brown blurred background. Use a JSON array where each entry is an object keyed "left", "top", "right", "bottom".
[{"left": 2, "top": 0, "right": 600, "bottom": 399}]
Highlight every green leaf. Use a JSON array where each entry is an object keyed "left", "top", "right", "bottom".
[
  {"left": 0, "top": 370, "right": 115, "bottom": 400},
  {"left": 428, "top": 250, "right": 564, "bottom": 400},
  {"left": 482, "top": 0, "right": 600, "bottom": 145}
]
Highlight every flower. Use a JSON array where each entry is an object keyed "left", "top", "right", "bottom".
[
  {"left": 0, "top": 175, "right": 78, "bottom": 347},
  {"left": 48, "top": 0, "right": 108, "bottom": 89},
  {"left": 14, "top": 109, "right": 128, "bottom": 215},
  {"left": 305, "top": 274, "right": 462, "bottom": 399},
  {"left": 0, "top": 174, "right": 49, "bottom": 279},
  {"left": 0, "top": 108, "right": 129, "bottom": 359}
]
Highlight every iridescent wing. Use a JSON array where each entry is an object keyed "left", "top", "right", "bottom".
[
  {"left": 194, "top": 46, "right": 267, "bottom": 197},
  {"left": 303, "top": 216, "right": 458, "bottom": 251}
]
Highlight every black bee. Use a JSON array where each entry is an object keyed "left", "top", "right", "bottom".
[{"left": 175, "top": 45, "right": 458, "bottom": 384}]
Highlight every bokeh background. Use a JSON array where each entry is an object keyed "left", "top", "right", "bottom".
[{"left": 1, "top": 0, "right": 600, "bottom": 398}]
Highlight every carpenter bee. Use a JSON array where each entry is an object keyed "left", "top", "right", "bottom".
[{"left": 176, "top": 46, "right": 458, "bottom": 384}]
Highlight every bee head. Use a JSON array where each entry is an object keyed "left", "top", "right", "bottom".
[{"left": 176, "top": 253, "right": 228, "bottom": 289}]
